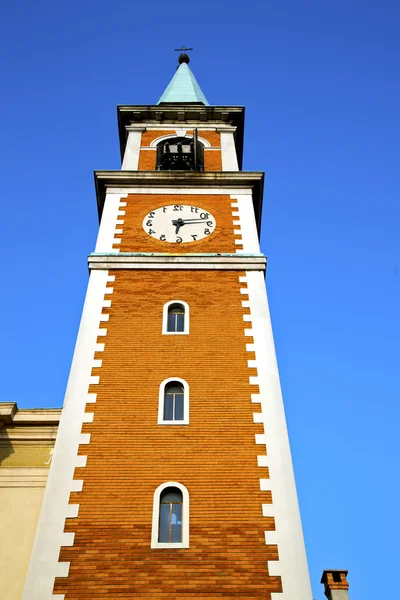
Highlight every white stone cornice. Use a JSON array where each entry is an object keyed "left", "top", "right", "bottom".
[
  {"left": 102, "top": 186, "right": 252, "bottom": 195},
  {"left": 141, "top": 123, "right": 235, "bottom": 131},
  {"left": 94, "top": 171, "right": 264, "bottom": 230},
  {"left": 88, "top": 253, "right": 266, "bottom": 271},
  {"left": 125, "top": 125, "right": 147, "bottom": 132}
]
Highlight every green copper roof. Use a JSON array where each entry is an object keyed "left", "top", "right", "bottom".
[{"left": 158, "top": 62, "right": 209, "bottom": 105}]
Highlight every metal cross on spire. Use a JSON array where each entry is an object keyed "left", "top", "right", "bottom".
[
  {"left": 174, "top": 46, "right": 193, "bottom": 53},
  {"left": 174, "top": 46, "right": 193, "bottom": 65}
]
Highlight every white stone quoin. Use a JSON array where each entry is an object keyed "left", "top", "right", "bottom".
[
  {"left": 243, "top": 270, "right": 313, "bottom": 600},
  {"left": 22, "top": 269, "right": 114, "bottom": 600}
]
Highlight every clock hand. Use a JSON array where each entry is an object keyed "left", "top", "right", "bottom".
[
  {"left": 172, "top": 218, "right": 207, "bottom": 225},
  {"left": 173, "top": 218, "right": 185, "bottom": 234},
  {"left": 172, "top": 218, "right": 210, "bottom": 234}
]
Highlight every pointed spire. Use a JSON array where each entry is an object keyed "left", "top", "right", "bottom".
[{"left": 158, "top": 53, "right": 209, "bottom": 106}]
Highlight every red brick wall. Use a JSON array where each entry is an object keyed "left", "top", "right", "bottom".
[
  {"left": 138, "top": 149, "right": 156, "bottom": 170},
  {"left": 204, "top": 150, "right": 222, "bottom": 171},
  {"left": 54, "top": 269, "right": 280, "bottom": 599}
]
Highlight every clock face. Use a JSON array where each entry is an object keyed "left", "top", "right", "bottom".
[{"left": 142, "top": 204, "right": 217, "bottom": 244}]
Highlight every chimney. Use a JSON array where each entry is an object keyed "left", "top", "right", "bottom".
[{"left": 321, "top": 570, "right": 350, "bottom": 600}]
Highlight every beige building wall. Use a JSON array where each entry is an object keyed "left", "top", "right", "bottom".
[
  {"left": 0, "top": 403, "right": 60, "bottom": 600},
  {"left": 0, "top": 485, "right": 45, "bottom": 600}
]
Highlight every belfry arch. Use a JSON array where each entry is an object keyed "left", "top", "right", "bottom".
[{"left": 156, "top": 135, "right": 204, "bottom": 171}]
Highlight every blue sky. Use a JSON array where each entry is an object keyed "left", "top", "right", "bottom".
[{"left": 1, "top": 1, "right": 399, "bottom": 598}]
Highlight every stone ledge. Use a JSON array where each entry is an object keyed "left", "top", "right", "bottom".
[
  {"left": 0, "top": 403, "right": 61, "bottom": 426},
  {"left": 88, "top": 253, "right": 266, "bottom": 271},
  {"left": 94, "top": 170, "right": 264, "bottom": 228},
  {"left": 13, "top": 410, "right": 61, "bottom": 424},
  {"left": 0, "top": 403, "right": 17, "bottom": 423},
  {"left": 0, "top": 467, "right": 49, "bottom": 487}
]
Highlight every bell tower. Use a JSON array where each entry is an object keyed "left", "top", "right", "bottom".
[{"left": 23, "top": 54, "right": 313, "bottom": 600}]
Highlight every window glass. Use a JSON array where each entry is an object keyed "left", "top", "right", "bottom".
[
  {"left": 174, "top": 394, "right": 184, "bottom": 420},
  {"left": 159, "top": 487, "right": 183, "bottom": 543},
  {"left": 176, "top": 313, "right": 185, "bottom": 332},
  {"left": 159, "top": 503, "right": 171, "bottom": 543},
  {"left": 163, "top": 394, "right": 174, "bottom": 421},
  {"left": 167, "top": 305, "right": 185, "bottom": 332},
  {"left": 167, "top": 313, "right": 176, "bottom": 332},
  {"left": 162, "top": 490, "right": 181, "bottom": 502},
  {"left": 171, "top": 503, "right": 182, "bottom": 542},
  {"left": 164, "top": 383, "right": 184, "bottom": 421}
]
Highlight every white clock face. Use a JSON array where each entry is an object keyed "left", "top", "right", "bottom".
[{"left": 142, "top": 204, "right": 216, "bottom": 244}]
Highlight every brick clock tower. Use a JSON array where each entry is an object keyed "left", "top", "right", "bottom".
[{"left": 23, "top": 54, "right": 313, "bottom": 599}]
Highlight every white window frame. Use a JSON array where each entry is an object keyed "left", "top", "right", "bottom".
[
  {"left": 162, "top": 300, "right": 190, "bottom": 335},
  {"left": 151, "top": 481, "right": 190, "bottom": 549},
  {"left": 158, "top": 377, "right": 189, "bottom": 425},
  {"left": 149, "top": 133, "right": 211, "bottom": 148}
]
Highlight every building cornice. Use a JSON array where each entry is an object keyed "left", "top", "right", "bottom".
[
  {"left": 88, "top": 252, "right": 266, "bottom": 271},
  {"left": 94, "top": 170, "right": 264, "bottom": 231},
  {"left": 0, "top": 402, "right": 61, "bottom": 426},
  {"left": 0, "top": 402, "right": 17, "bottom": 423},
  {"left": 117, "top": 104, "right": 245, "bottom": 168}
]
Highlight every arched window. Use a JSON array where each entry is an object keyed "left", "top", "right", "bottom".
[
  {"left": 151, "top": 482, "right": 189, "bottom": 548},
  {"left": 159, "top": 487, "right": 183, "bottom": 543},
  {"left": 168, "top": 304, "right": 184, "bottom": 332},
  {"left": 156, "top": 136, "right": 204, "bottom": 171},
  {"left": 158, "top": 378, "right": 189, "bottom": 425},
  {"left": 162, "top": 300, "right": 189, "bottom": 335},
  {"left": 164, "top": 383, "right": 184, "bottom": 421}
]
